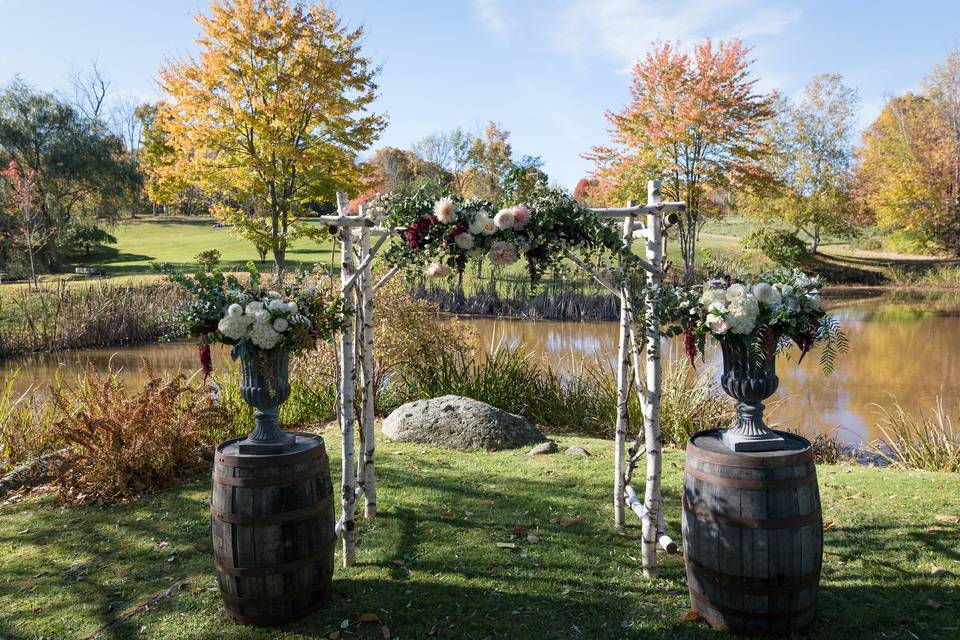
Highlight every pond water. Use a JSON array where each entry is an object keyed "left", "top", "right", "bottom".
[{"left": 3, "top": 292, "right": 959, "bottom": 448}]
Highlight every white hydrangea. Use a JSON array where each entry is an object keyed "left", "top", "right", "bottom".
[
  {"left": 752, "top": 282, "right": 782, "bottom": 306},
  {"left": 267, "top": 299, "right": 286, "bottom": 313},
  {"left": 245, "top": 301, "right": 264, "bottom": 315},
  {"left": 218, "top": 314, "right": 252, "bottom": 340},
  {"left": 254, "top": 309, "right": 269, "bottom": 323},
  {"left": 249, "top": 321, "right": 282, "bottom": 350},
  {"left": 287, "top": 301, "right": 298, "bottom": 315},
  {"left": 727, "top": 295, "right": 760, "bottom": 335},
  {"left": 700, "top": 287, "right": 726, "bottom": 307},
  {"left": 454, "top": 232, "right": 474, "bottom": 250},
  {"left": 805, "top": 293, "right": 822, "bottom": 310}
]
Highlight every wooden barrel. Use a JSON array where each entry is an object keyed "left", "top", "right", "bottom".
[
  {"left": 682, "top": 429, "right": 822, "bottom": 636},
  {"left": 211, "top": 433, "right": 336, "bottom": 626}
]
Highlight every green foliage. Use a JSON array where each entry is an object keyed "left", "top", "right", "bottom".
[
  {"left": 194, "top": 248, "right": 221, "bottom": 272},
  {"left": 743, "top": 227, "right": 809, "bottom": 266},
  {"left": 59, "top": 222, "right": 117, "bottom": 258},
  {"left": 148, "top": 261, "right": 175, "bottom": 274}
]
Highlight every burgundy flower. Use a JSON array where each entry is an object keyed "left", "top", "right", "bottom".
[
  {"left": 199, "top": 342, "right": 213, "bottom": 381},
  {"left": 683, "top": 325, "right": 698, "bottom": 369}
]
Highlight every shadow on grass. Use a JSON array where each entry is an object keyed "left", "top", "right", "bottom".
[{"left": 0, "top": 461, "right": 958, "bottom": 639}]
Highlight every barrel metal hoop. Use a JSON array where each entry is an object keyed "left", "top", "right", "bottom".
[
  {"left": 685, "top": 464, "right": 817, "bottom": 490},
  {"left": 683, "top": 495, "right": 821, "bottom": 529},
  {"left": 212, "top": 465, "right": 328, "bottom": 488},
  {"left": 215, "top": 535, "right": 337, "bottom": 577},
  {"left": 686, "top": 439, "right": 813, "bottom": 469},
  {"left": 690, "top": 588, "right": 818, "bottom": 622},
  {"left": 686, "top": 557, "right": 821, "bottom": 595},
  {"left": 213, "top": 494, "right": 334, "bottom": 525},
  {"left": 221, "top": 581, "right": 331, "bottom": 606}
]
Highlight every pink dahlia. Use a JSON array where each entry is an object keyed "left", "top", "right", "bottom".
[{"left": 512, "top": 204, "right": 531, "bottom": 229}]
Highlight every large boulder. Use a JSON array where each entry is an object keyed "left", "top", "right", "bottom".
[{"left": 382, "top": 395, "right": 545, "bottom": 451}]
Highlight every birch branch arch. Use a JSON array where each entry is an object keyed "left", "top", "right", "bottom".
[{"left": 314, "top": 180, "right": 684, "bottom": 578}]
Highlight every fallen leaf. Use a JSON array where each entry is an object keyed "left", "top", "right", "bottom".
[
  {"left": 382, "top": 626, "right": 391, "bottom": 640},
  {"left": 527, "top": 533, "right": 540, "bottom": 544},
  {"left": 358, "top": 612, "right": 380, "bottom": 623},
  {"left": 930, "top": 564, "right": 947, "bottom": 577},
  {"left": 328, "top": 632, "right": 341, "bottom": 640},
  {"left": 823, "top": 520, "right": 835, "bottom": 531},
  {"left": 559, "top": 516, "right": 582, "bottom": 527},
  {"left": 681, "top": 610, "right": 701, "bottom": 622},
  {"left": 926, "top": 527, "right": 948, "bottom": 534},
  {"left": 496, "top": 542, "right": 517, "bottom": 549},
  {"left": 481, "top": 499, "right": 495, "bottom": 505},
  {"left": 927, "top": 598, "right": 941, "bottom": 609},
  {"left": 934, "top": 514, "right": 960, "bottom": 525}
]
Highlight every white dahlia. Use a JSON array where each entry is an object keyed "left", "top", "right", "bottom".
[{"left": 433, "top": 196, "right": 457, "bottom": 224}]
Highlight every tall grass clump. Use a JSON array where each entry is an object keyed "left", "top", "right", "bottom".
[
  {"left": 0, "top": 370, "right": 60, "bottom": 473},
  {"left": 0, "top": 281, "right": 183, "bottom": 357},
  {"left": 870, "top": 397, "right": 960, "bottom": 472}
]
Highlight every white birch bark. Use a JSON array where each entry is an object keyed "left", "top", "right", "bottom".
[
  {"left": 613, "top": 208, "right": 634, "bottom": 528},
  {"left": 359, "top": 223, "right": 377, "bottom": 518},
  {"left": 336, "top": 192, "right": 358, "bottom": 567},
  {"left": 641, "top": 180, "right": 664, "bottom": 577}
]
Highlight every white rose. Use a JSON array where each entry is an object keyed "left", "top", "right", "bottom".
[
  {"left": 227, "top": 303, "right": 243, "bottom": 317},
  {"left": 287, "top": 302, "right": 298, "bottom": 315},
  {"left": 433, "top": 196, "right": 456, "bottom": 224},
  {"left": 425, "top": 262, "right": 451, "bottom": 279},
  {"left": 273, "top": 317, "right": 289, "bottom": 332},
  {"left": 454, "top": 232, "right": 474, "bottom": 250},
  {"left": 480, "top": 218, "right": 497, "bottom": 236},
  {"left": 493, "top": 208, "right": 515, "bottom": 230},
  {"left": 726, "top": 283, "right": 747, "bottom": 300},
  {"left": 753, "top": 283, "right": 782, "bottom": 306},
  {"left": 706, "top": 314, "right": 729, "bottom": 335},
  {"left": 469, "top": 211, "right": 492, "bottom": 235}
]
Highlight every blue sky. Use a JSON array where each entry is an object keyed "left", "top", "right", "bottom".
[{"left": 1, "top": 0, "right": 958, "bottom": 189}]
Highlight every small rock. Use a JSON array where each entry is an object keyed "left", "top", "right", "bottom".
[
  {"left": 527, "top": 441, "right": 558, "bottom": 456},
  {"left": 526, "top": 533, "right": 540, "bottom": 544},
  {"left": 564, "top": 446, "right": 591, "bottom": 457},
  {"left": 931, "top": 564, "right": 948, "bottom": 577}
]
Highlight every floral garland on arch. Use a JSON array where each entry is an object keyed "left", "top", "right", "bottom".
[{"left": 379, "top": 182, "right": 629, "bottom": 284}]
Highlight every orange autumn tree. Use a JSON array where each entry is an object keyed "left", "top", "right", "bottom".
[
  {"left": 589, "top": 39, "right": 774, "bottom": 280},
  {"left": 148, "top": 0, "right": 386, "bottom": 276}
]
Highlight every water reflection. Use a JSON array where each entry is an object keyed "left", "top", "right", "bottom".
[{"left": 2, "top": 294, "right": 958, "bottom": 448}]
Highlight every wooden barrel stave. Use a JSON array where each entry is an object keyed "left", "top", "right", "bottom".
[
  {"left": 211, "top": 434, "right": 335, "bottom": 626},
  {"left": 683, "top": 430, "right": 822, "bottom": 636}
]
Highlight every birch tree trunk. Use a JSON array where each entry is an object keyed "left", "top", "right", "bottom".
[
  {"left": 336, "top": 192, "right": 358, "bottom": 567},
  {"left": 359, "top": 223, "right": 377, "bottom": 518},
  {"left": 613, "top": 207, "right": 635, "bottom": 528},
  {"left": 642, "top": 180, "right": 664, "bottom": 577}
]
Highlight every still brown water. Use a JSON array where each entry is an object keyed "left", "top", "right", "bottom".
[{"left": 3, "top": 293, "right": 959, "bottom": 447}]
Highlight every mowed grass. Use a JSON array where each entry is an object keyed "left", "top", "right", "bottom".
[
  {"left": 1, "top": 427, "right": 958, "bottom": 639},
  {"left": 73, "top": 217, "right": 337, "bottom": 276}
]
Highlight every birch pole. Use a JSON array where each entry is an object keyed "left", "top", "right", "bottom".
[
  {"left": 336, "top": 191, "right": 358, "bottom": 567},
  {"left": 641, "top": 180, "right": 664, "bottom": 577},
  {"left": 358, "top": 217, "right": 377, "bottom": 518},
  {"left": 613, "top": 204, "right": 635, "bottom": 528}
]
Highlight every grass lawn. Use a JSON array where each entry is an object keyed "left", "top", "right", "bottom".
[
  {"left": 73, "top": 217, "right": 337, "bottom": 277},
  {"left": 1, "top": 428, "right": 958, "bottom": 640}
]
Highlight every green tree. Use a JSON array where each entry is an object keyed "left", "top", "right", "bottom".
[
  {"left": 742, "top": 74, "right": 859, "bottom": 253},
  {"left": 149, "top": 0, "right": 386, "bottom": 276}
]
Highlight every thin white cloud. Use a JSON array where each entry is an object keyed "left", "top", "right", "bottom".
[
  {"left": 473, "top": 0, "right": 801, "bottom": 71},
  {"left": 472, "top": 0, "right": 508, "bottom": 35}
]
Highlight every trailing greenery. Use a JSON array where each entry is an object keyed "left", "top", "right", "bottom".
[{"left": 1, "top": 427, "right": 958, "bottom": 639}]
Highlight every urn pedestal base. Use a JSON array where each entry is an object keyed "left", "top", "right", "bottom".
[
  {"left": 721, "top": 428, "right": 785, "bottom": 452},
  {"left": 238, "top": 433, "right": 296, "bottom": 454}
]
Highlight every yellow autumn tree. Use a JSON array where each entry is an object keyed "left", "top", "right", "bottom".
[{"left": 149, "top": 0, "right": 386, "bottom": 275}]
